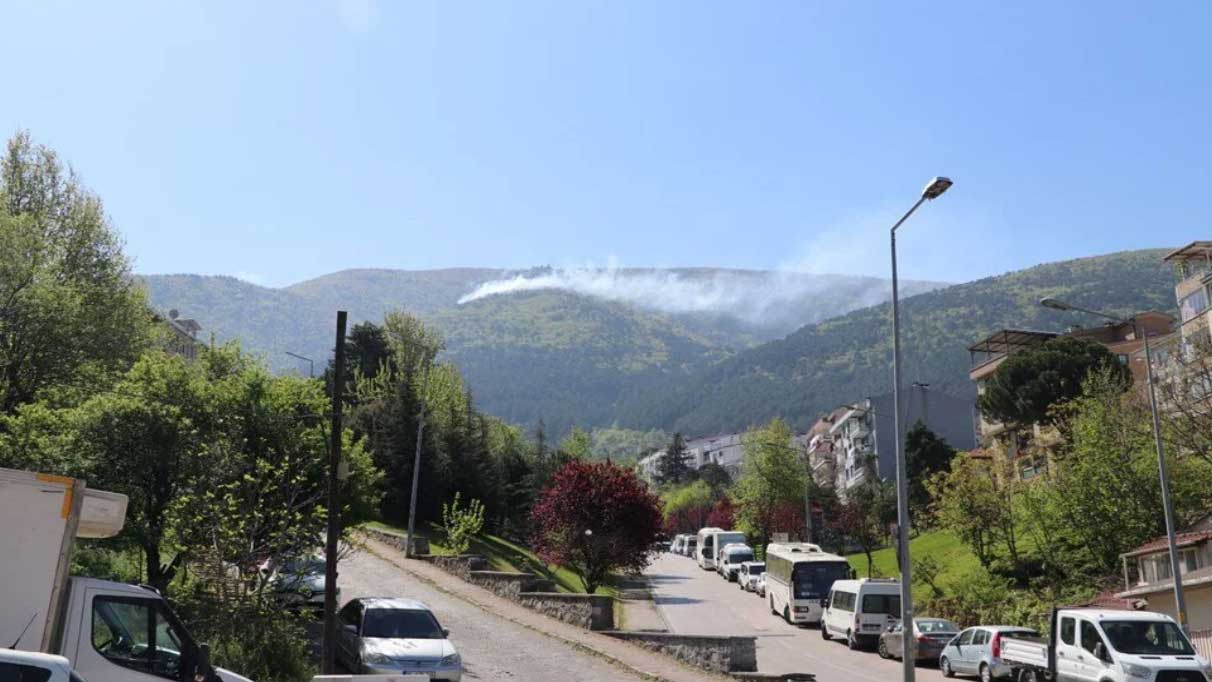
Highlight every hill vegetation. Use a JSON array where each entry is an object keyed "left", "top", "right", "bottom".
[{"left": 615, "top": 249, "right": 1177, "bottom": 435}]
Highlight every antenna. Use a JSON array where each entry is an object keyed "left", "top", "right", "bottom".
[{"left": 10, "top": 611, "right": 38, "bottom": 648}]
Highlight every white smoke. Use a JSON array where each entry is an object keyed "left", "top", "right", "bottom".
[{"left": 457, "top": 262, "right": 932, "bottom": 331}]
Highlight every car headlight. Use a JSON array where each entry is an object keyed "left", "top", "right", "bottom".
[
  {"left": 1121, "top": 662, "right": 1150, "bottom": 678},
  {"left": 440, "top": 653, "right": 461, "bottom": 667},
  {"left": 363, "top": 652, "right": 394, "bottom": 665}
]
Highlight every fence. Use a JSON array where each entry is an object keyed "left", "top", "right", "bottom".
[{"left": 1191, "top": 629, "right": 1212, "bottom": 661}]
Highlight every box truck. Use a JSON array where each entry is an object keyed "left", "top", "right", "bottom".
[{"left": 0, "top": 467, "right": 252, "bottom": 682}]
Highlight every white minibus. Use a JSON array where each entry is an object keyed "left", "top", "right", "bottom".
[{"left": 764, "top": 542, "right": 853, "bottom": 625}]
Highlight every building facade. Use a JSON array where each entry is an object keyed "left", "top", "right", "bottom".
[{"left": 1116, "top": 514, "right": 1212, "bottom": 651}]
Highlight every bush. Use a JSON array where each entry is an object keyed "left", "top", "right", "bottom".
[{"left": 442, "top": 492, "right": 485, "bottom": 555}]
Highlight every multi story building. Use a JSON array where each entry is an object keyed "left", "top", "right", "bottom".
[
  {"left": 806, "top": 385, "right": 976, "bottom": 498},
  {"left": 1163, "top": 241, "right": 1212, "bottom": 349},
  {"left": 968, "top": 312, "right": 1175, "bottom": 479},
  {"left": 1116, "top": 513, "right": 1212, "bottom": 650},
  {"left": 637, "top": 432, "right": 747, "bottom": 482}
]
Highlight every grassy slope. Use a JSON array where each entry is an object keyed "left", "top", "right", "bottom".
[
  {"left": 363, "top": 521, "right": 619, "bottom": 597},
  {"left": 846, "top": 530, "right": 980, "bottom": 593}
]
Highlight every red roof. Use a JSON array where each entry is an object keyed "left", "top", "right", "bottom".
[
  {"left": 1072, "top": 590, "right": 1145, "bottom": 610},
  {"left": 1123, "top": 530, "right": 1212, "bottom": 557}
]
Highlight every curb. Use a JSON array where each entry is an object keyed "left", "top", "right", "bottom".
[{"left": 358, "top": 535, "right": 731, "bottom": 682}]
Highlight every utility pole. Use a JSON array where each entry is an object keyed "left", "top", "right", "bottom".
[
  {"left": 406, "top": 361, "right": 429, "bottom": 558},
  {"left": 321, "top": 311, "right": 346, "bottom": 675}
]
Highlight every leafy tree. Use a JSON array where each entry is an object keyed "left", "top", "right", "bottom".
[
  {"left": 733, "top": 419, "right": 807, "bottom": 548},
  {"left": 588, "top": 425, "right": 668, "bottom": 462},
  {"left": 559, "top": 425, "right": 593, "bottom": 460},
  {"left": 530, "top": 460, "right": 663, "bottom": 594},
  {"left": 927, "top": 455, "right": 1005, "bottom": 569},
  {"left": 832, "top": 480, "right": 894, "bottom": 577},
  {"left": 441, "top": 492, "right": 485, "bottom": 555},
  {"left": 661, "top": 480, "right": 714, "bottom": 534},
  {"left": 706, "top": 497, "right": 737, "bottom": 530},
  {"left": 904, "top": 421, "right": 956, "bottom": 525},
  {"left": 697, "top": 462, "right": 732, "bottom": 492},
  {"left": 978, "top": 336, "right": 1129, "bottom": 429},
  {"left": 0, "top": 132, "right": 152, "bottom": 414},
  {"left": 656, "top": 432, "right": 692, "bottom": 485}
]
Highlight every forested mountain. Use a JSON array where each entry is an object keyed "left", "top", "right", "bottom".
[
  {"left": 140, "top": 267, "right": 941, "bottom": 435},
  {"left": 613, "top": 249, "right": 1177, "bottom": 435}
]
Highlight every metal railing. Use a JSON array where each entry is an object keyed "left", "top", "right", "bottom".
[{"left": 1190, "top": 628, "right": 1212, "bottom": 661}]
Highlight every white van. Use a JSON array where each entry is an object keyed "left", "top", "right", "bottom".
[
  {"left": 822, "top": 578, "right": 901, "bottom": 649},
  {"left": 694, "top": 527, "right": 724, "bottom": 569},
  {"left": 717, "top": 543, "right": 755, "bottom": 581}
]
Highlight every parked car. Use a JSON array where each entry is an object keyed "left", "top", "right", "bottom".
[
  {"left": 939, "top": 624, "right": 1038, "bottom": 681},
  {"left": 738, "top": 561, "right": 766, "bottom": 592},
  {"left": 718, "top": 543, "right": 755, "bottom": 581},
  {"left": 0, "top": 649, "right": 83, "bottom": 682},
  {"left": 670, "top": 535, "right": 683, "bottom": 554},
  {"left": 878, "top": 618, "right": 960, "bottom": 662},
  {"left": 336, "top": 597, "right": 463, "bottom": 680},
  {"left": 683, "top": 537, "right": 697, "bottom": 558},
  {"left": 822, "top": 578, "right": 901, "bottom": 649},
  {"left": 269, "top": 555, "right": 335, "bottom": 610},
  {"left": 755, "top": 572, "right": 766, "bottom": 597}
]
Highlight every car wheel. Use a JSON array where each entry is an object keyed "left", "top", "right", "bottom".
[
  {"left": 821, "top": 622, "right": 831, "bottom": 640},
  {"left": 846, "top": 630, "right": 858, "bottom": 650},
  {"left": 877, "top": 638, "right": 890, "bottom": 659},
  {"left": 770, "top": 597, "right": 777, "bottom": 616},
  {"left": 979, "top": 663, "right": 992, "bottom": 682},
  {"left": 940, "top": 657, "right": 954, "bottom": 678},
  {"left": 1019, "top": 670, "right": 1039, "bottom": 682},
  {"left": 783, "top": 606, "right": 792, "bottom": 624}
]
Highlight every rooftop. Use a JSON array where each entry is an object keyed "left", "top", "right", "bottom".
[
  {"left": 1163, "top": 241, "right": 1212, "bottom": 263},
  {"left": 1121, "top": 530, "right": 1212, "bottom": 558},
  {"left": 968, "top": 329, "right": 1057, "bottom": 356}
]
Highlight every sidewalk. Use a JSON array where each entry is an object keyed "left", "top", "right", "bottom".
[
  {"left": 358, "top": 534, "right": 732, "bottom": 682},
  {"left": 614, "top": 574, "right": 670, "bottom": 633}
]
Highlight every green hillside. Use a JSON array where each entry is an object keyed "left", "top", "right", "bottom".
[
  {"left": 139, "top": 267, "right": 938, "bottom": 434},
  {"left": 615, "top": 249, "right": 1177, "bottom": 435}
]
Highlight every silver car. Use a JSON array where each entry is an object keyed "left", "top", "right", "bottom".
[
  {"left": 939, "top": 625, "right": 1038, "bottom": 682},
  {"left": 336, "top": 597, "right": 463, "bottom": 680},
  {"left": 269, "top": 556, "right": 336, "bottom": 610}
]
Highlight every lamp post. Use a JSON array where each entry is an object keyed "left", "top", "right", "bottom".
[
  {"left": 890, "top": 176, "right": 951, "bottom": 681},
  {"left": 1039, "top": 297, "right": 1188, "bottom": 631},
  {"left": 285, "top": 351, "right": 315, "bottom": 378}
]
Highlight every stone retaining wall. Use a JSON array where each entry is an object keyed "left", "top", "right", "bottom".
[
  {"left": 468, "top": 570, "right": 538, "bottom": 600},
  {"left": 602, "top": 631, "right": 757, "bottom": 673},
  {"left": 516, "top": 592, "right": 614, "bottom": 631}
]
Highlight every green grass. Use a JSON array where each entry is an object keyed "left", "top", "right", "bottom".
[
  {"left": 846, "top": 530, "right": 981, "bottom": 593},
  {"left": 362, "top": 520, "right": 619, "bottom": 598}
]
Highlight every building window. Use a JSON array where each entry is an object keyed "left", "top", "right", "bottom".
[
  {"left": 1019, "top": 458, "right": 1043, "bottom": 480},
  {"left": 1180, "top": 288, "right": 1210, "bottom": 323}
]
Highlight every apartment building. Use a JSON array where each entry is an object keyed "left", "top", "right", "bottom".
[
  {"left": 806, "top": 385, "right": 976, "bottom": 498},
  {"left": 637, "top": 432, "right": 747, "bottom": 482},
  {"left": 968, "top": 311, "right": 1175, "bottom": 479},
  {"left": 1116, "top": 513, "right": 1212, "bottom": 639}
]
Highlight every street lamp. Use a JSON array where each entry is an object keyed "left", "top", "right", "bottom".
[
  {"left": 1039, "top": 297, "right": 1188, "bottom": 631},
  {"left": 285, "top": 351, "right": 315, "bottom": 378},
  {"left": 890, "top": 176, "right": 951, "bottom": 681}
]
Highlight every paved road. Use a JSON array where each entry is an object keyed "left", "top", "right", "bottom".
[
  {"left": 646, "top": 552, "right": 952, "bottom": 682},
  {"left": 340, "top": 546, "right": 644, "bottom": 681}
]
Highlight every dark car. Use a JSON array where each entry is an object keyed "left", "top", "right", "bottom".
[{"left": 879, "top": 618, "right": 960, "bottom": 662}]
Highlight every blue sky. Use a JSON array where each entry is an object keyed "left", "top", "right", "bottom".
[{"left": 2, "top": 1, "right": 1209, "bottom": 287}]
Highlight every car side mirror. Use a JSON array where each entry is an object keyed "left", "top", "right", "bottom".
[
  {"left": 1093, "top": 642, "right": 1107, "bottom": 662},
  {"left": 343, "top": 623, "right": 358, "bottom": 634},
  {"left": 442, "top": 628, "right": 450, "bottom": 637},
  {"left": 821, "top": 598, "right": 830, "bottom": 609}
]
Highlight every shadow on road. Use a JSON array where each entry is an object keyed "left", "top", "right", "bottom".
[
  {"left": 653, "top": 596, "right": 702, "bottom": 605},
  {"left": 645, "top": 573, "right": 689, "bottom": 584}
]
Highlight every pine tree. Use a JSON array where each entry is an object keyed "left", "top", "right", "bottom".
[{"left": 657, "top": 432, "right": 692, "bottom": 485}]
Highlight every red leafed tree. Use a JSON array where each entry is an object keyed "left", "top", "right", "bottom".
[
  {"left": 705, "top": 497, "right": 735, "bottom": 529},
  {"left": 530, "top": 460, "right": 664, "bottom": 594}
]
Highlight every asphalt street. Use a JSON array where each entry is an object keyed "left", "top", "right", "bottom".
[
  {"left": 339, "top": 546, "right": 646, "bottom": 681},
  {"left": 645, "top": 551, "right": 953, "bottom": 682}
]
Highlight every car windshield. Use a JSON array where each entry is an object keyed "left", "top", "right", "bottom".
[
  {"left": 750, "top": 564, "right": 765, "bottom": 575},
  {"left": 792, "top": 562, "right": 851, "bottom": 599},
  {"left": 729, "top": 552, "right": 754, "bottom": 563},
  {"left": 862, "top": 594, "right": 901, "bottom": 615},
  {"left": 281, "top": 558, "right": 325, "bottom": 575},
  {"left": 361, "top": 609, "right": 445, "bottom": 639},
  {"left": 917, "top": 619, "right": 959, "bottom": 633},
  {"left": 1101, "top": 620, "right": 1194, "bottom": 655}
]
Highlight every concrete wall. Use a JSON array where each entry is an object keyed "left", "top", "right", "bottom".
[
  {"left": 1144, "top": 585, "right": 1212, "bottom": 632},
  {"left": 602, "top": 631, "right": 757, "bottom": 673},
  {"left": 517, "top": 592, "right": 614, "bottom": 631}
]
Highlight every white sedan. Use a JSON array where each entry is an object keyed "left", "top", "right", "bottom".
[{"left": 335, "top": 597, "right": 463, "bottom": 680}]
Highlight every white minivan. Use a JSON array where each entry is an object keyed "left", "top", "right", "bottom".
[
  {"left": 717, "top": 543, "right": 755, "bottom": 582},
  {"left": 821, "top": 578, "right": 901, "bottom": 650}
]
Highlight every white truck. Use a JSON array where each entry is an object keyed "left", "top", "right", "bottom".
[
  {"left": 0, "top": 467, "right": 252, "bottom": 682},
  {"left": 1000, "top": 607, "right": 1212, "bottom": 682}
]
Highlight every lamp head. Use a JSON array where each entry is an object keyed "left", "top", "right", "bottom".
[
  {"left": 921, "top": 177, "right": 953, "bottom": 200},
  {"left": 1039, "top": 297, "right": 1073, "bottom": 311}
]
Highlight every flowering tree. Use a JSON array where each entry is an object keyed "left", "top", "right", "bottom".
[
  {"left": 705, "top": 497, "right": 735, "bottom": 529},
  {"left": 530, "top": 460, "right": 663, "bottom": 593}
]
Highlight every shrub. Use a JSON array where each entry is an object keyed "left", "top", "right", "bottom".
[{"left": 441, "top": 492, "right": 485, "bottom": 555}]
